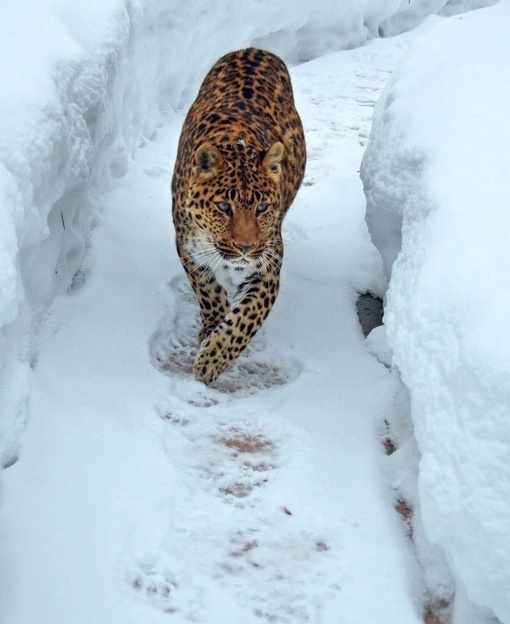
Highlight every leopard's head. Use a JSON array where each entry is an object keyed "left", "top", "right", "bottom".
[{"left": 184, "top": 140, "right": 285, "bottom": 276}]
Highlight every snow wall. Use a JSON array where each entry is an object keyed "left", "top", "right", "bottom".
[
  {"left": 0, "top": 0, "right": 497, "bottom": 468},
  {"left": 361, "top": 3, "right": 510, "bottom": 623}
]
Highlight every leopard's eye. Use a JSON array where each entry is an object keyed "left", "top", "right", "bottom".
[
  {"left": 257, "top": 203, "right": 270, "bottom": 214},
  {"left": 216, "top": 202, "right": 232, "bottom": 214}
]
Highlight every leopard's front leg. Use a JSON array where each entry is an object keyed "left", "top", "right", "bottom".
[
  {"left": 179, "top": 248, "right": 230, "bottom": 341},
  {"left": 194, "top": 276, "right": 230, "bottom": 342},
  {"left": 193, "top": 275, "right": 280, "bottom": 384}
]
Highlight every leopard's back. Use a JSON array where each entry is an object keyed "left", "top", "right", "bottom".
[{"left": 172, "top": 48, "right": 305, "bottom": 216}]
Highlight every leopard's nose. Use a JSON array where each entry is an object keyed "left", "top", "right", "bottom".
[{"left": 234, "top": 242, "right": 256, "bottom": 254}]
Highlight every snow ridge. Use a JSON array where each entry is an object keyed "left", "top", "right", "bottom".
[
  {"left": 0, "top": 0, "right": 164, "bottom": 466},
  {"left": 362, "top": 4, "right": 510, "bottom": 622}
]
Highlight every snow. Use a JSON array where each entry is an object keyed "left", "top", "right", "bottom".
[
  {"left": 361, "top": 2, "right": 510, "bottom": 622},
  {"left": 0, "top": 0, "right": 498, "bottom": 469},
  {"left": 0, "top": 0, "right": 506, "bottom": 622},
  {"left": 1, "top": 32, "right": 426, "bottom": 623},
  {"left": 0, "top": 0, "right": 164, "bottom": 468}
]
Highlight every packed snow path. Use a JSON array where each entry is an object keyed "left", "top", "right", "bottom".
[{"left": 2, "top": 37, "right": 424, "bottom": 623}]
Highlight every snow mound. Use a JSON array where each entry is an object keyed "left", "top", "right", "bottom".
[
  {"left": 0, "top": 0, "right": 163, "bottom": 466},
  {"left": 361, "top": 4, "right": 510, "bottom": 622}
]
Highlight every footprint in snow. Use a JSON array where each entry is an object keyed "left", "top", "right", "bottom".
[
  {"left": 126, "top": 566, "right": 178, "bottom": 614},
  {"left": 216, "top": 428, "right": 278, "bottom": 504},
  {"left": 139, "top": 399, "right": 342, "bottom": 620},
  {"left": 158, "top": 409, "right": 279, "bottom": 506},
  {"left": 125, "top": 521, "right": 339, "bottom": 623},
  {"left": 151, "top": 274, "right": 300, "bottom": 399},
  {"left": 282, "top": 219, "right": 308, "bottom": 244},
  {"left": 218, "top": 526, "right": 340, "bottom": 623}
]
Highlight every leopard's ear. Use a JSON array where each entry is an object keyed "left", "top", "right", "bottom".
[
  {"left": 194, "top": 143, "right": 223, "bottom": 179},
  {"left": 262, "top": 142, "right": 284, "bottom": 178}
]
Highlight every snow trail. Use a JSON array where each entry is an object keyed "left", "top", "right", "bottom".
[{"left": 1, "top": 35, "right": 425, "bottom": 623}]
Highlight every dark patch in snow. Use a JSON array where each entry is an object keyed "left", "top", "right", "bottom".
[
  {"left": 2, "top": 454, "right": 19, "bottom": 469},
  {"left": 356, "top": 293, "right": 383, "bottom": 337}
]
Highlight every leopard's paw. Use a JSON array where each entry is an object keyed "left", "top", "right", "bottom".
[
  {"left": 198, "top": 323, "right": 217, "bottom": 343},
  {"left": 194, "top": 326, "right": 241, "bottom": 384},
  {"left": 193, "top": 340, "right": 226, "bottom": 385}
]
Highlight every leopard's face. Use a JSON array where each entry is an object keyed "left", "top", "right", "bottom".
[{"left": 183, "top": 141, "right": 284, "bottom": 291}]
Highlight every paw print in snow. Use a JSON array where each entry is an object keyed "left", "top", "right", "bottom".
[
  {"left": 126, "top": 567, "right": 178, "bottom": 613},
  {"left": 217, "top": 430, "right": 277, "bottom": 502}
]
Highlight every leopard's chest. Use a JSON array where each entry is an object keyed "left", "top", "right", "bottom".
[{"left": 213, "top": 261, "right": 252, "bottom": 295}]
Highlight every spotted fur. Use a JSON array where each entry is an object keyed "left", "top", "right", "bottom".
[{"left": 172, "top": 48, "right": 306, "bottom": 384}]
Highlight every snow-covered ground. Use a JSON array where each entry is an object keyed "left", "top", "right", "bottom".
[
  {"left": 1, "top": 30, "right": 426, "bottom": 624},
  {"left": 0, "top": 0, "right": 507, "bottom": 623},
  {"left": 362, "top": 3, "right": 510, "bottom": 623}
]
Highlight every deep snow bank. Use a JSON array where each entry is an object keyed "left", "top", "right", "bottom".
[
  {"left": 361, "top": 3, "right": 510, "bottom": 622},
  {"left": 0, "top": 0, "right": 164, "bottom": 467},
  {"left": 0, "top": 0, "right": 498, "bottom": 467}
]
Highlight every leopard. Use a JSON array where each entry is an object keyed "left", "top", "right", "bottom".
[{"left": 171, "top": 47, "right": 306, "bottom": 384}]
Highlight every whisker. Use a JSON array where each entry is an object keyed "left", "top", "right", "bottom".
[
  {"left": 260, "top": 249, "right": 282, "bottom": 275},
  {"left": 263, "top": 246, "right": 282, "bottom": 259},
  {"left": 183, "top": 251, "right": 217, "bottom": 277},
  {"left": 262, "top": 248, "right": 282, "bottom": 268},
  {"left": 181, "top": 254, "right": 215, "bottom": 275}
]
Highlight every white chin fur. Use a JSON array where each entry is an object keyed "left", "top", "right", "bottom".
[
  {"left": 213, "top": 257, "right": 257, "bottom": 298},
  {"left": 184, "top": 235, "right": 257, "bottom": 300}
]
